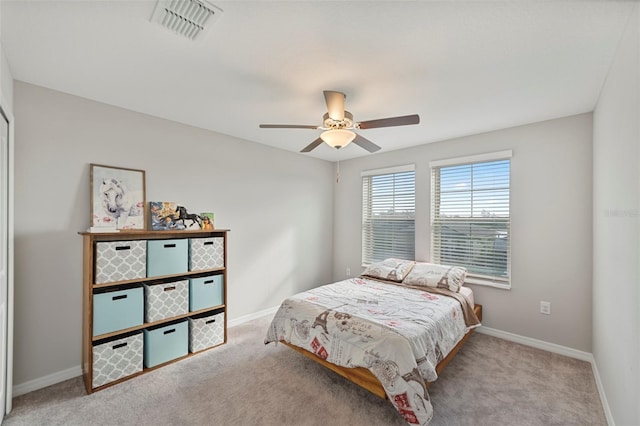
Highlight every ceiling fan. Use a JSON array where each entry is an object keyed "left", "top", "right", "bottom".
[{"left": 259, "top": 91, "right": 420, "bottom": 153}]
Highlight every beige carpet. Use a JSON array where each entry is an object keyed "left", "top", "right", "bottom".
[{"left": 4, "top": 315, "right": 606, "bottom": 425}]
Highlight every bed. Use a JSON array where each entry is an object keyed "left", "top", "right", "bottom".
[{"left": 264, "top": 259, "right": 482, "bottom": 425}]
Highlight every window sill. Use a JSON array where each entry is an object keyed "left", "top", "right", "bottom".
[{"left": 464, "top": 276, "right": 511, "bottom": 290}]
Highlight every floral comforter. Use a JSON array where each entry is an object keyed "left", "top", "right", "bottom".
[{"left": 264, "top": 277, "right": 480, "bottom": 425}]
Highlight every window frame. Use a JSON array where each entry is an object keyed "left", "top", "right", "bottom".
[
  {"left": 430, "top": 151, "right": 512, "bottom": 289},
  {"left": 361, "top": 164, "right": 416, "bottom": 266}
]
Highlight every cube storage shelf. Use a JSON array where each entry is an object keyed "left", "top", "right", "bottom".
[{"left": 81, "top": 229, "right": 229, "bottom": 393}]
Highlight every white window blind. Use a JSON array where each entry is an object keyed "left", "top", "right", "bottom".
[
  {"left": 431, "top": 154, "right": 511, "bottom": 286},
  {"left": 362, "top": 166, "right": 415, "bottom": 265}
]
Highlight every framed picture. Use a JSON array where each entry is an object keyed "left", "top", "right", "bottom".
[
  {"left": 200, "top": 212, "right": 214, "bottom": 230},
  {"left": 90, "top": 164, "right": 146, "bottom": 230}
]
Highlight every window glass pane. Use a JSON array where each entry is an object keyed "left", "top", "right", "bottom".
[
  {"left": 363, "top": 170, "right": 415, "bottom": 265},
  {"left": 432, "top": 159, "right": 510, "bottom": 282}
]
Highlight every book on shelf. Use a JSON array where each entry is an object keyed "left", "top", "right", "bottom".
[{"left": 150, "top": 201, "right": 181, "bottom": 230}]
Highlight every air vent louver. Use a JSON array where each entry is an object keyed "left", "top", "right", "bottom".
[{"left": 150, "top": 0, "right": 222, "bottom": 41}]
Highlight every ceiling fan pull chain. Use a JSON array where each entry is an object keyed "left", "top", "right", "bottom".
[{"left": 336, "top": 160, "right": 341, "bottom": 183}]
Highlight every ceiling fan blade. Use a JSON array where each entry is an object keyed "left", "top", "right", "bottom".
[
  {"left": 259, "top": 124, "right": 319, "bottom": 129},
  {"left": 300, "top": 137, "right": 324, "bottom": 153},
  {"left": 323, "top": 90, "right": 345, "bottom": 121},
  {"left": 356, "top": 114, "right": 420, "bottom": 130},
  {"left": 352, "top": 134, "right": 381, "bottom": 153}
]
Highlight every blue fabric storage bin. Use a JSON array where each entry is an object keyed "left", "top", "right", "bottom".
[
  {"left": 93, "top": 287, "right": 144, "bottom": 337},
  {"left": 143, "top": 320, "right": 188, "bottom": 368},
  {"left": 146, "top": 239, "right": 189, "bottom": 277},
  {"left": 189, "top": 275, "right": 224, "bottom": 312}
]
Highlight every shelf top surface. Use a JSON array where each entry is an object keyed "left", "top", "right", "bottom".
[{"left": 79, "top": 229, "right": 230, "bottom": 238}]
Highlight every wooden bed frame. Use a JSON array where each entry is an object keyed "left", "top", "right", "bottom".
[{"left": 282, "top": 304, "right": 482, "bottom": 399}]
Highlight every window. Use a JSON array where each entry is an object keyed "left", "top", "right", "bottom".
[
  {"left": 362, "top": 165, "right": 415, "bottom": 265},
  {"left": 430, "top": 151, "right": 511, "bottom": 288}
]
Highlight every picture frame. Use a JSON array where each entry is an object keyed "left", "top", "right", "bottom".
[
  {"left": 200, "top": 212, "right": 214, "bottom": 230},
  {"left": 90, "top": 164, "right": 146, "bottom": 230}
]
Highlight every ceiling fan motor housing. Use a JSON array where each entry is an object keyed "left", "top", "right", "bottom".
[{"left": 322, "top": 111, "right": 353, "bottom": 130}]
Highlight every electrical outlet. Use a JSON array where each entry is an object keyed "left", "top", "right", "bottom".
[
  {"left": 540, "top": 301, "right": 551, "bottom": 315},
  {"left": 346, "top": 267, "right": 351, "bottom": 277}
]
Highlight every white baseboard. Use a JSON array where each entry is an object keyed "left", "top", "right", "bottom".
[
  {"left": 476, "top": 326, "right": 592, "bottom": 361},
  {"left": 13, "top": 365, "right": 82, "bottom": 397},
  {"left": 590, "top": 356, "right": 615, "bottom": 426},
  {"left": 476, "top": 326, "right": 613, "bottom": 425},
  {"left": 228, "top": 305, "right": 279, "bottom": 328}
]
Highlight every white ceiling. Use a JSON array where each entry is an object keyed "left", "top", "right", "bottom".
[{"left": 1, "top": 1, "right": 635, "bottom": 161}]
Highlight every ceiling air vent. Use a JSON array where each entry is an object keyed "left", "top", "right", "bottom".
[{"left": 150, "top": 0, "right": 222, "bottom": 41}]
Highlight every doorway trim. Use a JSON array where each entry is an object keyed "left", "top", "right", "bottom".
[{"left": 0, "top": 97, "right": 14, "bottom": 416}]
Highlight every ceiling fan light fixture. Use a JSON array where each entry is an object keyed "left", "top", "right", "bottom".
[{"left": 320, "top": 129, "right": 356, "bottom": 149}]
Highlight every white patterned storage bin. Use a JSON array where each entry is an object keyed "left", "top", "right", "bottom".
[
  {"left": 189, "top": 237, "right": 224, "bottom": 271},
  {"left": 92, "top": 332, "right": 143, "bottom": 388},
  {"left": 188, "top": 312, "right": 225, "bottom": 353},
  {"left": 95, "top": 241, "right": 146, "bottom": 284},
  {"left": 144, "top": 280, "right": 189, "bottom": 322}
]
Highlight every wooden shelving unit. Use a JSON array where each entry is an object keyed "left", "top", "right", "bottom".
[{"left": 80, "top": 229, "right": 229, "bottom": 393}]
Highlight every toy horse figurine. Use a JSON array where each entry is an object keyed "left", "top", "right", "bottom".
[{"left": 173, "top": 206, "right": 202, "bottom": 228}]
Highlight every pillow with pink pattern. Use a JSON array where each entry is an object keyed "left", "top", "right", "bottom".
[
  {"left": 361, "top": 258, "right": 415, "bottom": 282},
  {"left": 402, "top": 262, "right": 467, "bottom": 292}
]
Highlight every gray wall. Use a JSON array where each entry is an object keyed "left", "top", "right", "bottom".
[
  {"left": 13, "top": 81, "right": 334, "bottom": 386},
  {"left": 0, "top": 3, "right": 14, "bottom": 112},
  {"left": 0, "top": 50, "right": 12, "bottom": 111},
  {"left": 333, "top": 114, "right": 593, "bottom": 352},
  {"left": 593, "top": 4, "right": 639, "bottom": 425}
]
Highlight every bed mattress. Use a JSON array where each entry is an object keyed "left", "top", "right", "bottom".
[{"left": 459, "top": 285, "right": 474, "bottom": 307}]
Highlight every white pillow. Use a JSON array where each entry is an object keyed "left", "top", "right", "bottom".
[
  {"left": 362, "top": 258, "right": 415, "bottom": 282},
  {"left": 402, "top": 262, "right": 467, "bottom": 292}
]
